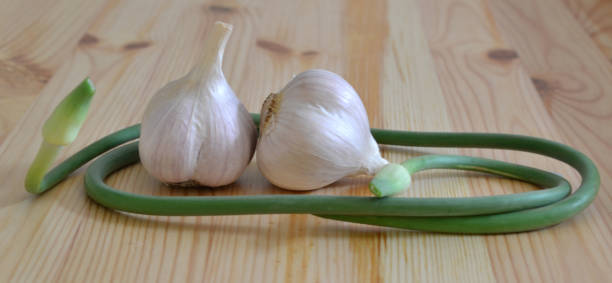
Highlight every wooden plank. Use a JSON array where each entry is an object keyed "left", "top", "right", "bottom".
[
  {"left": 418, "top": 0, "right": 611, "bottom": 281},
  {"left": 489, "top": 0, "right": 612, "bottom": 238},
  {"left": 0, "top": 0, "right": 108, "bottom": 143},
  {"left": 0, "top": 95, "right": 34, "bottom": 144},
  {"left": 0, "top": 0, "right": 497, "bottom": 282},
  {"left": 563, "top": 0, "right": 612, "bottom": 62},
  {"left": 380, "top": 1, "right": 496, "bottom": 282},
  {"left": 1, "top": 0, "right": 610, "bottom": 282},
  {"left": 0, "top": 0, "right": 193, "bottom": 281}
]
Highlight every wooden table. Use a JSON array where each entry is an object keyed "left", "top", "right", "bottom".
[{"left": 1, "top": 0, "right": 611, "bottom": 282}]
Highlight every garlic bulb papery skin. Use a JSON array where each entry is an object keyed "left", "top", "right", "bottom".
[
  {"left": 139, "top": 22, "right": 257, "bottom": 187},
  {"left": 256, "top": 69, "right": 389, "bottom": 190}
]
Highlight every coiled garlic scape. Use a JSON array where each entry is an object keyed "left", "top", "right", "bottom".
[
  {"left": 139, "top": 22, "right": 257, "bottom": 187},
  {"left": 256, "top": 69, "right": 390, "bottom": 190}
]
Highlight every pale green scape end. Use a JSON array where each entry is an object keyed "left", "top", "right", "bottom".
[
  {"left": 369, "top": 163, "right": 412, "bottom": 197},
  {"left": 25, "top": 141, "right": 63, "bottom": 194},
  {"left": 42, "top": 77, "right": 95, "bottom": 145},
  {"left": 26, "top": 77, "right": 95, "bottom": 194}
]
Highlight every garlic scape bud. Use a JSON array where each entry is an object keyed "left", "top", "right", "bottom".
[
  {"left": 256, "top": 69, "right": 394, "bottom": 190},
  {"left": 139, "top": 21, "right": 257, "bottom": 187}
]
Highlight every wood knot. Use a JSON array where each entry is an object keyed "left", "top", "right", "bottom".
[
  {"left": 1, "top": 55, "right": 52, "bottom": 84},
  {"left": 531, "top": 77, "right": 556, "bottom": 96},
  {"left": 208, "top": 4, "right": 236, "bottom": 13},
  {"left": 256, "top": 39, "right": 292, "bottom": 55},
  {"left": 123, "top": 41, "right": 152, "bottom": 51},
  {"left": 78, "top": 34, "right": 99, "bottom": 46},
  {"left": 487, "top": 49, "right": 518, "bottom": 62},
  {"left": 301, "top": 50, "right": 319, "bottom": 57}
]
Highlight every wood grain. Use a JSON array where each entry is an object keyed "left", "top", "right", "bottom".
[
  {"left": 564, "top": 0, "right": 612, "bottom": 62},
  {"left": 419, "top": 1, "right": 612, "bottom": 282},
  {"left": 486, "top": 1, "right": 612, "bottom": 280},
  {"left": 0, "top": 0, "right": 108, "bottom": 143},
  {"left": 0, "top": 0, "right": 610, "bottom": 282}
]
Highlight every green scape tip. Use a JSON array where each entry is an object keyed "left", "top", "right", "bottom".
[
  {"left": 369, "top": 163, "right": 412, "bottom": 197},
  {"left": 42, "top": 77, "right": 95, "bottom": 145}
]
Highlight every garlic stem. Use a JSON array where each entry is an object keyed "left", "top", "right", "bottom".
[
  {"left": 190, "top": 21, "right": 233, "bottom": 79},
  {"left": 361, "top": 149, "right": 389, "bottom": 175}
]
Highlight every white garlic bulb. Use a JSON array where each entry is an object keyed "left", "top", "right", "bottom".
[
  {"left": 256, "top": 69, "right": 389, "bottom": 190},
  {"left": 139, "top": 22, "right": 257, "bottom": 187}
]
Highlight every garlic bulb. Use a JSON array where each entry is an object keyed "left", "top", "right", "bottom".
[
  {"left": 256, "top": 69, "right": 389, "bottom": 190},
  {"left": 139, "top": 21, "right": 257, "bottom": 187}
]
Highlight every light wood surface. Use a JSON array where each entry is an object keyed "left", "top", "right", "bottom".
[
  {"left": 1, "top": 0, "right": 610, "bottom": 282},
  {"left": 564, "top": 0, "right": 612, "bottom": 61}
]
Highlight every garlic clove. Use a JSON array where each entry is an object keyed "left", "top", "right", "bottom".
[
  {"left": 256, "top": 69, "right": 388, "bottom": 190},
  {"left": 139, "top": 21, "right": 257, "bottom": 187}
]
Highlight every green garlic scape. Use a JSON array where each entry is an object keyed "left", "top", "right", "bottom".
[
  {"left": 25, "top": 77, "right": 95, "bottom": 193},
  {"left": 22, "top": 22, "right": 599, "bottom": 234}
]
